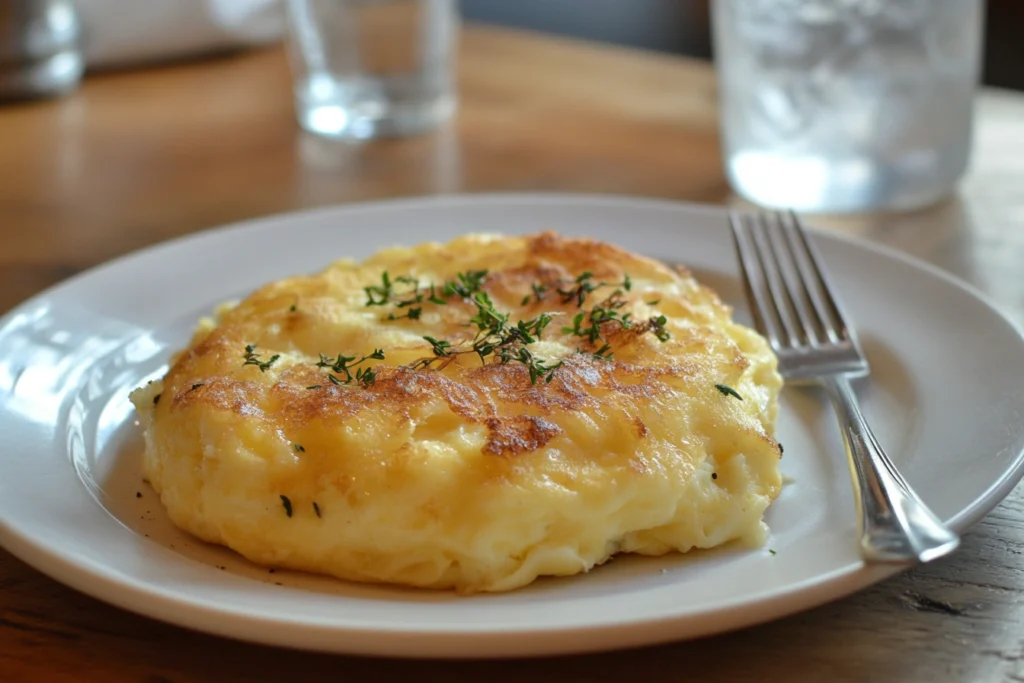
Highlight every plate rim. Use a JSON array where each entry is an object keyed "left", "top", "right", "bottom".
[
  {"left": 2, "top": 192, "right": 1023, "bottom": 658},
  {"left": 0, "top": 523, "right": 899, "bottom": 656}
]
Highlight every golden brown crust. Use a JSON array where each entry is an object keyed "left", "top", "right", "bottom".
[
  {"left": 483, "top": 415, "right": 562, "bottom": 457},
  {"left": 158, "top": 231, "right": 747, "bottom": 460},
  {"left": 169, "top": 355, "right": 693, "bottom": 454}
]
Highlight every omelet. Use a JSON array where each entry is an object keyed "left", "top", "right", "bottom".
[{"left": 130, "top": 232, "right": 782, "bottom": 593}]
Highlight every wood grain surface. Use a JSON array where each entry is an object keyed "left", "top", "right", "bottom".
[{"left": 1, "top": 24, "right": 1023, "bottom": 683}]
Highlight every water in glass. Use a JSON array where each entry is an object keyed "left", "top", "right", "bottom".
[
  {"left": 713, "top": 0, "right": 983, "bottom": 213},
  {"left": 287, "top": 0, "right": 457, "bottom": 140}
]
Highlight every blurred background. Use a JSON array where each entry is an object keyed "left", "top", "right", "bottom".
[{"left": 463, "top": 0, "right": 1024, "bottom": 91}]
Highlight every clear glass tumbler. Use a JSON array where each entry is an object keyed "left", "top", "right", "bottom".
[
  {"left": 0, "top": 0, "right": 83, "bottom": 100},
  {"left": 713, "top": 0, "right": 984, "bottom": 213},
  {"left": 286, "top": 0, "right": 458, "bottom": 140}
]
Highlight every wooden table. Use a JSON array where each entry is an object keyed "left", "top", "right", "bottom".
[{"left": 2, "top": 25, "right": 1023, "bottom": 683}]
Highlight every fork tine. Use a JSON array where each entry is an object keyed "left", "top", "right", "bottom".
[
  {"left": 763, "top": 212, "right": 823, "bottom": 347},
  {"left": 749, "top": 213, "right": 804, "bottom": 348},
  {"left": 779, "top": 210, "right": 850, "bottom": 342},
  {"left": 728, "top": 212, "right": 782, "bottom": 347}
]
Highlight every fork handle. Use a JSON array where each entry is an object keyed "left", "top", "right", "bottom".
[{"left": 821, "top": 376, "right": 960, "bottom": 564}]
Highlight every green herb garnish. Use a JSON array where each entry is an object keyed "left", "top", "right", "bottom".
[
  {"left": 715, "top": 384, "right": 743, "bottom": 400},
  {"left": 506, "top": 346, "right": 562, "bottom": 384},
  {"left": 411, "top": 295, "right": 561, "bottom": 383},
  {"left": 442, "top": 269, "right": 488, "bottom": 299},
  {"left": 555, "top": 273, "right": 671, "bottom": 360},
  {"left": 242, "top": 344, "right": 280, "bottom": 373},
  {"left": 392, "top": 281, "right": 443, "bottom": 314},
  {"left": 563, "top": 312, "right": 593, "bottom": 342},
  {"left": 364, "top": 271, "right": 395, "bottom": 306},
  {"left": 293, "top": 444, "right": 305, "bottom": 453},
  {"left": 556, "top": 272, "right": 632, "bottom": 308},
  {"left": 558, "top": 271, "right": 598, "bottom": 308},
  {"left": 426, "top": 284, "right": 447, "bottom": 305},
  {"left": 368, "top": 272, "right": 450, "bottom": 320},
  {"left": 387, "top": 307, "right": 422, "bottom": 321},
  {"left": 280, "top": 495, "right": 293, "bottom": 518},
  {"left": 562, "top": 289, "right": 636, "bottom": 346},
  {"left": 466, "top": 293, "right": 555, "bottom": 369},
  {"left": 423, "top": 335, "right": 453, "bottom": 358},
  {"left": 354, "top": 366, "right": 377, "bottom": 387},
  {"left": 648, "top": 315, "right": 670, "bottom": 342},
  {"left": 313, "top": 502, "right": 321, "bottom": 518},
  {"left": 522, "top": 282, "right": 550, "bottom": 306},
  {"left": 588, "top": 291, "right": 633, "bottom": 328},
  {"left": 317, "top": 349, "right": 385, "bottom": 388}
]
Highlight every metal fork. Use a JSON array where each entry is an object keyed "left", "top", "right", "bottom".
[{"left": 729, "top": 210, "right": 960, "bottom": 564}]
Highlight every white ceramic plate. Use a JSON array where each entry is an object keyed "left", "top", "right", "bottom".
[{"left": 2, "top": 194, "right": 1024, "bottom": 659}]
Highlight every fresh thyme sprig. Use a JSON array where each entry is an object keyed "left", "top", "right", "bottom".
[
  {"left": 521, "top": 282, "right": 550, "bottom": 306},
  {"left": 426, "top": 284, "right": 448, "bottom": 305},
  {"left": 557, "top": 271, "right": 598, "bottom": 308},
  {"left": 556, "top": 271, "right": 632, "bottom": 308},
  {"left": 562, "top": 289, "right": 633, "bottom": 343},
  {"left": 367, "top": 270, "right": 488, "bottom": 321},
  {"left": 588, "top": 290, "right": 633, "bottom": 326},
  {"left": 423, "top": 335, "right": 453, "bottom": 358},
  {"left": 365, "top": 270, "right": 395, "bottom": 305},
  {"left": 316, "top": 349, "right": 385, "bottom": 387},
  {"left": 409, "top": 335, "right": 456, "bottom": 370},
  {"left": 242, "top": 344, "right": 280, "bottom": 372},
  {"left": 468, "top": 292, "right": 554, "bottom": 364},
  {"left": 564, "top": 311, "right": 598, "bottom": 343},
  {"left": 389, "top": 282, "right": 449, "bottom": 321},
  {"left": 410, "top": 294, "right": 561, "bottom": 383},
  {"left": 561, "top": 278, "right": 671, "bottom": 351},
  {"left": 443, "top": 269, "right": 489, "bottom": 299},
  {"left": 368, "top": 268, "right": 666, "bottom": 383},
  {"left": 507, "top": 346, "right": 562, "bottom": 384},
  {"left": 387, "top": 307, "right": 423, "bottom": 321},
  {"left": 647, "top": 315, "right": 670, "bottom": 342},
  {"left": 364, "top": 271, "right": 419, "bottom": 307}
]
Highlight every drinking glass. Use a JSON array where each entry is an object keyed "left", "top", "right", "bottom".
[
  {"left": 713, "top": 0, "right": 984, "bottom": 213},
  {"left": 0, "top": 0, "right": 82, "bottom": 100},
  {"left": 286, "top": 0, "right": 458, "bottom": 140}
]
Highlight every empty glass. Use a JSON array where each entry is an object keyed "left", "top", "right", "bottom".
[
  {"left": 713, "top": 0, "right": 984, "bottom": 214},
  {"left": 286, "top": 0, "right": 458, "bottom": 140}
]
